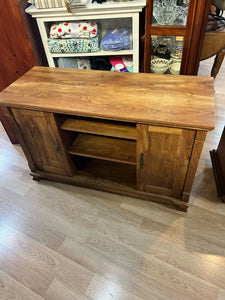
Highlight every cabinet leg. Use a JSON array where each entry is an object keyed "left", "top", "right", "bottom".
[
  {"left": 177, "top": 205, "right": 188, "bottom": 212},
  {"left": 32, "top": 174, "right": 40, "bottom": 182}
]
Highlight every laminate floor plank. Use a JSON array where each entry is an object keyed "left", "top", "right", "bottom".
[
  {"left": 92, "top": 215, "right": 158, "bottom": 253},
  {"left": 0, "top": 59, "right": 224, "bottom": 299},
  {"left": 0, "top": 194, "right": 66, "bottom": 251},
  {"left": 84, "top": 230, "right": 219, "bottom": 300},
  {"left": 0, "top": 224, "right": 94, "bottom": 297},
  {"left": 0, "top": 201, "right": 11, "bottom": 220},
  {"left": 0, "top": 244, "right": 51, "bottom": 296},
  {"left": 0, "top": 270, "right": 44, "bottom": 300},
  {"left": 218, "top": 289, "right": 225, "bottom": 300},
  {"left": 45, "top": 181, "right": 145, "bottom": 229},
  {"left": 44, "top": 278, "right": 92, "bottom": 300},
  {"left": 0, "top": 185, "right": 94, "bottom": 248},
  {"left": 23, "top": 181, "right": 102, "bottom": 231},
  {"left": 58, "top": 238, "right": 167, "bottom": 300},
  {"left": 86, "top": 274, "right": 143, "bottom": 300}
]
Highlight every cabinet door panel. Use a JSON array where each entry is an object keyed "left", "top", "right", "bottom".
[
  {"left": 137, "top": 124, "right": 195, "bottom": 198},
  {"left": 11, "top": 108, "right": 73, "bottom": 176}
]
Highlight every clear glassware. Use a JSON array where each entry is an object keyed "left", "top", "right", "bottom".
[
  {"left": 152, "top": 0, "right": 190, "bottom": 25},
  {"left": 170, "top": 39, "right": 183, "bottom": 62},
  {"left": 174, "top": 2, "right": 189, "bottom": 25},
  {"left": 151, "top": 36, "right": 175, "bottom": 58}
]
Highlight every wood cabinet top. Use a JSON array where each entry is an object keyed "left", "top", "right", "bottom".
[{"left": 0, "top": 66, "right": 215, "bottom": 130}]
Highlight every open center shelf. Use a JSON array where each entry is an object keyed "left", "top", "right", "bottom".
[{"left": 69, "top": 133, "right": 136, "bottom": 165}]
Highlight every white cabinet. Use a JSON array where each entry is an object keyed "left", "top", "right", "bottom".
[{"left": 26, "top": 1, "right": 146, "bottom": 72}]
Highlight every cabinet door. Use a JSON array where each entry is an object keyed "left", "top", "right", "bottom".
[
  {"left": 137, "top": 124, "right": 195, "bottom": 198},
  {"left": 11, "top": 108, "right": 74, "bottom": 176}
]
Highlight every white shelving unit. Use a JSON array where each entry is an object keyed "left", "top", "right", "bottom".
[{"left": 26, "top": 0, "right": 146, "bottom": 72}]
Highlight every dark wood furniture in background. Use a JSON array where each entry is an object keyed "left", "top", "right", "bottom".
[
  {"left": 0, "top": 66, "right": 215, "bottom": 211},
  {"left": 0, "top": 0, "right": 37, "bottom": 143},
  {"left": 19, "top": 0, "right": 48, "bottom": 67},
  {"left": 210, "top": 127, "right": 225, "bottom": 202},
  {"left": 143, "top": 0, "right": 211, "bottom": 75},
  {"left": 201, "top": 19, "right": 225, "bottom": 78}
]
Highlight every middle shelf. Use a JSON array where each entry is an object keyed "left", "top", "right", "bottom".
[{"left": 69, "top": 133, "right": 136, "bottom": 165}]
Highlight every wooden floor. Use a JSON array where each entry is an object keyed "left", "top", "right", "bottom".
[{"left": 0, "top": 59, "right": 225, "bottom": 300}]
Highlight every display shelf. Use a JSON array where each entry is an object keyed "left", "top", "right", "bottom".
[
  {"left": 26, "top": 1, "right": 146, "bottom": 72},
  {"left": 51, "top": 49, "right": 134, "bottom": 58},
  {"left": 143, "top": 0, "right": 211, "bottom": 75}
]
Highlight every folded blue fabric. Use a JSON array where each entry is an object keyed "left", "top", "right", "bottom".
[{"left": 100, "top": 27, "right": 132, "bottom": 51}]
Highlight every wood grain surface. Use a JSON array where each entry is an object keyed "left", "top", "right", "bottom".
[
  {"left": 0, "top": 66, "right": 215, "bottom": 131},
  {"left": 137, "top": 125, "right": 195, "bottom": 198},
  {"left": 0, "top": 0, "right": 37, "bottom": 144},
  {"left": 11, "top": 108, "right": 74, "bottom": 176}
]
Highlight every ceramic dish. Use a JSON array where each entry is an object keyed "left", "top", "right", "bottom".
[
  {"left": 151, "top": 58, "right": 169, "bottom": 74},
  {"left": 169, "top": 62, "right": 181, "bottom": 75}
]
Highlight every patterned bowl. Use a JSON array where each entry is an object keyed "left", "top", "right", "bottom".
[{"left": 151, "top": 58, "right": 169, "bottom": 74}]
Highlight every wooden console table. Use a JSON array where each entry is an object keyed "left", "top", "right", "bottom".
[{"left": 0, "top": 66, "right": 215, "bottom": 211}]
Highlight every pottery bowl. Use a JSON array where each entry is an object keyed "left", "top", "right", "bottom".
[{"left": 151, "top": 58, "right": 169, "bottom": 74}]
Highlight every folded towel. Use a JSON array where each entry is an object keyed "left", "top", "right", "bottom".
[{"left": 50, "top": 21, "right": 98, "bottom": 39}]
